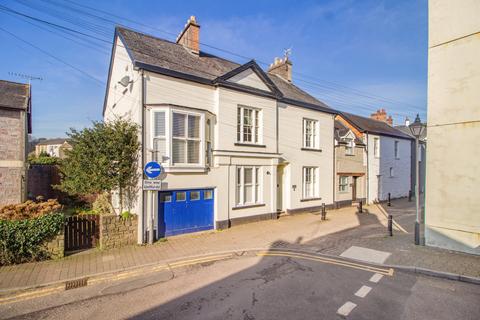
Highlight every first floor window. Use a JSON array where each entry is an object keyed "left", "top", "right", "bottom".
[
  {"left": 303, "top": 167, "right": 318, "bottom": 199},
  {"left": 339, "top": 176, "right": 349, "bottom": 192},
  {"left": 394, "top": 140, "right": 400, "bottom": 159},
  {"left": 345, "top": 138, "right": 354, "bottom": 155},
  {"left": 236, "top": 166, "right": 261, "bottom": 205},
  {"left": 303, "top": 118, "right": 319, "bottom": 149},
  {"left": 152, "top": 108, "right": 204, "bottom": 167},
  {"left": 389, "top": 167, "right": 394, "bottom": 177},
  {"left": 374, "top": 137, "right": 380, "bottom": 158},
  {"left": 237, "top": 106, "right": 261, "bottom": 144}
]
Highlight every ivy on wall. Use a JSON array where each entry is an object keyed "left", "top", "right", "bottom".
[{"left": 0, "top": 212, "right": 64, "bottom": 265}]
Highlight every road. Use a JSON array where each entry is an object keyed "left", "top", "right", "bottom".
[{"left": 1, "top": 251, "right": 479, "bottom": 320}]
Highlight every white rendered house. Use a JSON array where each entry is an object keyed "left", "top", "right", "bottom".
[{"left": 103, "top": 17, "right": 338, "bottom": 243}]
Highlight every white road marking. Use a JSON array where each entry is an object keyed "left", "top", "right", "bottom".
[
  {"left": 337, "top": 301, "right": 357, "bottom": 317},
  {"left": 369, "top": 273, "right": 384, "bottom": 283},
  {"left": 354, "top": 285, "right": 372, "bottom": 298},
  {"left": 340, "top": 246, "right": 391, "bottom": 264}
]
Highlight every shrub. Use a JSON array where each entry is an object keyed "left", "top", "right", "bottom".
[
  {"left": 120, "top": 211, "right": 134, "bottom": 219},
  {"left": 0, "top": 199, "right": 62, "bottom": 221},
  {"left": 92, "top": 193, "right": 113, "bottom": 215},
  {"left": 0, "top": 212, "right": 64, "bottom": 265}
]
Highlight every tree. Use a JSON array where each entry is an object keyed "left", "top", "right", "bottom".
[{"left": 56, "top": 119, "right": 140, "bottom": 214}]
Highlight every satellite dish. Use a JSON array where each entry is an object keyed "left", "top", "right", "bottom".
[{"left": 118, "top": 75, "right": 131, "bottom": 87}]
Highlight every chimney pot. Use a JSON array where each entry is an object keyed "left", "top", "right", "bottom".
[
  {"left": 176, "top": 16, "right": 200, "bottom": 54},
  {"left": 268, "top": 55, "right": 292, "bottom": 82}
]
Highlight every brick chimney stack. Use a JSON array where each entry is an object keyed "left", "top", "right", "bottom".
[
  {"left": 370, "top": 109, "right": 393, "bottom": 126},
  {"left": 267, "top": 56, "right": 292, "bottom": 82},
  {"left": 176, "top": 16, "right": 200, "bottom": 54}
]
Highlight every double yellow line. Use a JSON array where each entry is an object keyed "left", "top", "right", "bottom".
[
  {"left": 0, "top": 253, "right": 233, "bottom": 305},
  {"left": 256, "top": 250, "right": 394, "bottom": 276}
]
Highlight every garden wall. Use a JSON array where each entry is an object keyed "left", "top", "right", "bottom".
[
  {"left": 43, "top": 230, "right": 64, "bottom": 259},
  {"left": 100, "top": 215, "right": 137, "bottom": 250},
  {"left": 27, "top": 165, "right": 65, "bottom": 201}
]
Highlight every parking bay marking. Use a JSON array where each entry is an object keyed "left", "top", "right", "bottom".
[{"left": 256, "top": 251, "right": 394, "bottom": 276}]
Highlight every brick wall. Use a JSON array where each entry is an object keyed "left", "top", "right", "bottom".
[
  {"left": 27, "top": 165, "right": 64, "bottom": 201},
  {"left": 0, "top": 108, "right": 26, "bottom": 206},
  {"left": 100, "top": 215, "right": 138, "bottom": 250}
]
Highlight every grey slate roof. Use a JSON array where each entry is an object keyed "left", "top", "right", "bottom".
[
  {"left": 334, "top": 120, "right": 365, "bottom": 146},
  {"left": 36, "top": 138, "right": 70, "bottom": 146},
  {"left": 0, "top": 80, "right": 30, "bottom": 110},
  {"left": 341, "top": 112, "right": 413, "bottom": 140},
  {"left": 116, "top": 27, "right": 331, "bottom": 111}
]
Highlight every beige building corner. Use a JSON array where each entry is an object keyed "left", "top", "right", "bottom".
[{"left": 425, "top": 0, "right": 480, "bottom": 254}]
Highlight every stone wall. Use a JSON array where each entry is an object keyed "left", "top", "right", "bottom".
[
  {"left": 0, "top": 108, "right": 26, "bottom": 206},
  {"left": 43, "top": 230, "right": 64, "bottom": 259},
  {"left": 100, "top": 215, "right": 137, "bottom": 250}
]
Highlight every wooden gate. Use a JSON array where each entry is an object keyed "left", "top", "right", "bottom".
[{"left": 64, "top": 215, "right": 99, "bottom": 252}]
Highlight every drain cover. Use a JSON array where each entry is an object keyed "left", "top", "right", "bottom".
[{"left": 65, "top": 277, "right": 88, "bottom": 290}]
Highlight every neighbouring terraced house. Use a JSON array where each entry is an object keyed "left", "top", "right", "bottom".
[
  {"left": 103, "top": 16, "right": 413, "bottom": 243},
  {"left": 337, "top": 110, "right": 413, "bottom": 204},
  {"left": 333, "top": 118, "right": 367, "bottom": 208},
  {"left": 0, "top": 80, "right": 31, "bottom": 206}
]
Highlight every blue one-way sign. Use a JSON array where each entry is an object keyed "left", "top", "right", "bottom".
[{"left": 144, "top": 161, "right": 162, "bottom": 179}]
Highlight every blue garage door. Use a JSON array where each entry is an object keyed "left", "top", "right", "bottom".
[{"left": 158, "top": 189, "right": 214, "bottom": 237}]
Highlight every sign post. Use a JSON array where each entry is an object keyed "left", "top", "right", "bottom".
[{"left": 143, "top": 161, "right": 163, "bottom": 244}]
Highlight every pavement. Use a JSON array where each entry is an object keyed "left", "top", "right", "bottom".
[
  {"left": 0, "top": 198, "right": 479, "bottom": 298},
  {"left": 1, "top": 251, "right": 479, "bottom": 319}
]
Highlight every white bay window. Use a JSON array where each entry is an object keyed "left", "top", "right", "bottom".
[{"left": 151, "top": 107, "right": 205, "bottom": 168}]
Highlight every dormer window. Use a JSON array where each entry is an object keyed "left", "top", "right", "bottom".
[{"left": 345, "top": 138, "right": 355, "bottom": 155}]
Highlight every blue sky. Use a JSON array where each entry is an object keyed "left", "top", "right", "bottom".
[{"left": 0, "top": 0, "right": 428, "bottom": 138}]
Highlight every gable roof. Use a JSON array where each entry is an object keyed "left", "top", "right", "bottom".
[
  {"left": 114, "top": 26, "right": 335, "bottom": 114},
  {"left": 334, "top": 120, "right": 365, "bottom": 146},
  {"left": 36, "top": 138, "right": 70, "bottom": 146},
  {"left": 340, "top": 112, "right": 413, "bottom": 140},
  {"left": 0, "top": 80, "right": 30, "bottom": 110}
]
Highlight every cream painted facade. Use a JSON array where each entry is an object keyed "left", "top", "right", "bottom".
[
  {"left": 104, "top": 34, "right": 336, "bottom": 243},
  {"left": 278, "top": 103, "right": 335, "bottom": 213},
  {"left": 425, "top": 0, "right": 480, "bottom": 254}
]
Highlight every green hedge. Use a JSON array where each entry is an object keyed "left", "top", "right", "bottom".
[{"left": 0, "top": 212, "right": 64, "bottom": 265}]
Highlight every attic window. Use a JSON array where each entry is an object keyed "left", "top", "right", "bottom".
[{"left": 345, "top": 138, "right": 355, "bottom": 155}]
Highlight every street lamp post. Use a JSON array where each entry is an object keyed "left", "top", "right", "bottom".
[{"left": 409, "top": 114, "right": 425, "bottom": 245}]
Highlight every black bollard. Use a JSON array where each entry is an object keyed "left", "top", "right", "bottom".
[
  {"left": 408, "top": 190, "right": 412, "bottom": 202},
  {"left": 357, "top": 201, "right": 363, "bottom": 214},
  {"left": 321, "top": 203, "right": 326, "bottom": 221},
  {"left": 387, "top": 193, "right": 391, "bottom": 206},
  {"left": 388, "top": 214, "right": 393, "bottom": 236}
]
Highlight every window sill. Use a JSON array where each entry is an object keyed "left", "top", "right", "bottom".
[
  {"left": 163, "top": 166, "right": 207, "bottom": 173},
  {"left": 300, "top": 197, "right": 322, "bottom": 202},
  {"left": 232, "top": 203, "right": 266, "bottom": 210},
  {"left": 301, "top": 148, "right": 322, "bottom": 152},
  {"left": 338, "top": 191, "right": 349, "bottom": 194},
  {"left": 234, "top": 143, "right": 266, "bottom": 148}
]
